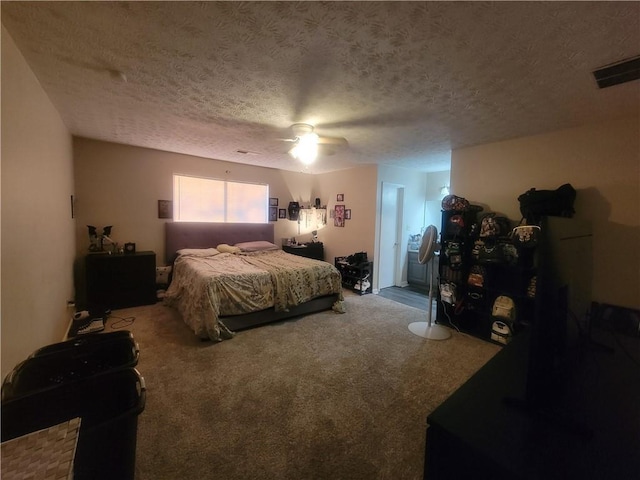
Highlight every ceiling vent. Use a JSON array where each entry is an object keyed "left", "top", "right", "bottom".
[{"left": 592, "top": 56, "right": 640, "bottom": 89}]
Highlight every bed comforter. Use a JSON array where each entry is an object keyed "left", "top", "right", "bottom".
[{"left": 163, "top": 250, "right": 344, "bottom": 340}]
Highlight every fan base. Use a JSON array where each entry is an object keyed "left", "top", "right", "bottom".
[{"left": 408, "top": 322, "right": 451, "bottom": 340}]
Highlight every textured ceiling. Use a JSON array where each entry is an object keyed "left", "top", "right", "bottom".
[{"left": 2, "top": 1, "right": 639, "bottom": 174}]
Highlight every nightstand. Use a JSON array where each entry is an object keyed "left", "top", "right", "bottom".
[
  {"left": 282, "top": 242, "right": 325, "bottom": 261},
  {"left": 85, "top": 251, "right": 156, "bottom": 309}
]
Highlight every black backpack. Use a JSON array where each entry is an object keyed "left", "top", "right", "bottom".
[{"left": 518, "top": 183, "right": 576, "bottom": 223}]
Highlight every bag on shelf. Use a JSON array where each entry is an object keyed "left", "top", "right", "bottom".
[
  {"left": 466, "top": 288, "right": 485, "bottom": 311},
  {"left": 511, "top": 222, "right": 541, "bottom": 249},
  {"left": 442, "top": 195, "right": 470, "bottom": 211},
  {"left": 446, "top": 214, "right": 465, "bottom": 236},
  {"left": 444, "top": 241, "right": 463, "bottom": 269},
  {"left": 467, "top": 265, "right": 486, "bottom": 288},
  {"left": 517, "top": 183, "right": 576, "bottom": 223},
  {"left": 491, "top": 320, "right": 513, "bottom": 345},
  {"left": 439, "top": 282, "right": 457, "bottom": 305},
  {"left": 477, "top": 240, "right": 518, "bottom": 265},
  {"left": 492, "top": 295, "right": 516, "bottom": 322},
  {"left": 479, "top": 213, "right": 511, "bottom": 238}
]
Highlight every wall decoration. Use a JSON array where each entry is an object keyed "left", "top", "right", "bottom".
[
  {"left": 269, "top": 197, "right": 279, "bottom": 206},
  {"left": 334, "top": 204, "right": 345, "bottom": 227},
  {"left": 337, "top": 193, "right": 344, "bottom": 202},
  {"left": 158, "top": 200, "right": 173, "bottom": 219},
  {"left": 278, "top": 208, "right": 287, "bottom": 219},
  {"left": 288, "top": 201, "right": 300, "bottom": 221},
  {"left": 345, "top": 209, "right": 352, "bottom": 220},
  {"left": 269, "top": 206, "right": 278, "bottom": 221}
]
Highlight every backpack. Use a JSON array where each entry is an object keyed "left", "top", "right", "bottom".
[
  {"left": 517, "top": 183, "right": 576, "bottom": 223},
  {"left": 492, "top": 295, "right": 516, "bottom": 322},
  {"left": 441, "top": 195, "right": 469, "bottom": 211},
  {"left": 479, "top": 213, "right": 510, "bottom": 238}
]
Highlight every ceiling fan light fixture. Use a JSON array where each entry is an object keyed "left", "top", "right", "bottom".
[{"left": 290, "top": 132, "right": 319, "bottom": 165}]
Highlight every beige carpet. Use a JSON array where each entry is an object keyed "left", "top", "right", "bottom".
[{"left": 114, "top": 291, "right": 500, "bottom": 480}]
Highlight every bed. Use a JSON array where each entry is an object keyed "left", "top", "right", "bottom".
[{"left": 163, "top": 222, "right": 344, "bottom": 341}]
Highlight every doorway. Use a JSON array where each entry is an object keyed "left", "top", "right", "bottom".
[{"left": 378, "top": 182, "right": 404, "bottom": 290}]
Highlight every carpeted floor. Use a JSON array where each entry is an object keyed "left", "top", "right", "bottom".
[{"left": 113, "top": 291, "right": 500, "bottom": 480}]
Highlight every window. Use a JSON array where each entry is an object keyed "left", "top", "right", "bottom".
[{"left": 173, "top": 174, "right": 269, "bottom": 223}]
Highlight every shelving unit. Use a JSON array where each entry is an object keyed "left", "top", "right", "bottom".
[
  {"left": 437, "top": 209, "right": 537, "bottom": 344},
  {"left": 334, "top": 257, "right": 373, "bottom": 295}
]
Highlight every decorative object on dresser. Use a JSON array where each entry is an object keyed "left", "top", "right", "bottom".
[{"left": 408, "top": 225, "right": 451, "bottom": 340}]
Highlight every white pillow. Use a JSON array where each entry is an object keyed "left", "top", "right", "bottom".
[
  {"left": 216, "top": 243, "right": 242, "bottom": 254},
  {"left": 234, "top": 241, "right": 279, "bottom": 252},
  {"left": 176, "top": 248, "right": 220, "bottom": 257}
]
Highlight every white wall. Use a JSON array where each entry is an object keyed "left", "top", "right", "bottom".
[
  {"left": 1, "top": 25, "right": 76, "bottom": 377},
  {"left": 451, "top": 115, "right": 640, "bottom": 309},
  {"left": 376, "top": 165, "right": 429, "bottom": 288}
]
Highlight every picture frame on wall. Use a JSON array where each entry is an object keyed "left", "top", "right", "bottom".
[
  {"left": 337, "top": 193, "right": 344, "bottom": 202},
  {"left": 345, "top": 209, "right": 351, "bottom": 220},
  {"left": 269, "top": 206, "right": 278, "bottom": 221},
  {"left": 158, "top": 200, "right": 173, "bottom": 219},
  {"left": 269, "top": 197, "right": 279, "bottom": 206},
  {"left": 278, "top": 208, "right": 287, "bottom": 219},
  {"left": 334, "top": 204, "right": 345, "bottom": 227}
]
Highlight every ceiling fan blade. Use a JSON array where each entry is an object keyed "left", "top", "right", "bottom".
[
  {"left": 317, "top": 109, "right": 432, "bottom": 130},
  {"left": 317, "top": 136, "right": 348, "bottom": 146}
]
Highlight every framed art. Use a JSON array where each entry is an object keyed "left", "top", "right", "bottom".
[
  {"left": 278, "top": 208, "right": 287, "bottom": 219},
  {"left": 269, "top": 197, "right": 279, "bottom": 206},
  {"left": 269, "top": 206, "right": 278, "bottom": 221},
  {"left": 158, "top": 200, "right": 173, "bottom": 219},
  {"left": 337, "top": 193, "right": 344, "bottom": 202},
  {"left": 345, "top": 209, "right": 352, "bottom": 220},
  {"left": 334, "top": 204, "right": 345, "bottom": 227}
]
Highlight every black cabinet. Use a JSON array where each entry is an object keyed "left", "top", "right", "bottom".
[
  {"left": 407, "top": 251, "right": 439, "bottom": 289},
  {"left": 86, "top": 252, "right": 156, "bottom": 309},
  {"left": 407, "top": 251, "right": 428, "bottom": 287},
  {"left": 334, "top": 257, "right": 373, "bottom": 295},
  {"left": 282, "top": 242, "right": 324, "bottom": 261},
  {"left": 437, "top": 209, "right": 536, "bottom": 343}
]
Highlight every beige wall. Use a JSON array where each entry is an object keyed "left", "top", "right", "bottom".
[
  {"left": 73, "top": 139, "right": 382, "bottom": 288},
  {"left": 1, "top": 26, "right": 76, "bottom": 377},
  {"left": 451, "top": 115, "right": 640, "bottom": 309}
]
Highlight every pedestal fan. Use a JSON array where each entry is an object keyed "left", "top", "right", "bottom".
[{"left": 408, "top": 225, "right": 451, "bottom": 340}]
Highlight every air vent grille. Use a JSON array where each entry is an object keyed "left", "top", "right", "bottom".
[{"left": 593, "top": 56, "right": 640, "bottom": 89}]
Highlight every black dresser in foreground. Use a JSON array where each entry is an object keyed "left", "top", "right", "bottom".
[{"left": 85, "top": 251, "right": 156, "bottom": 309}]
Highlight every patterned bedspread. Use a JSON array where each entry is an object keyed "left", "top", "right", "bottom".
[{"left": 163, "top": 250, "right": 344, "bottom": 341}]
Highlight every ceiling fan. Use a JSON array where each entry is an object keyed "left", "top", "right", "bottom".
[{"left": 281, "top": 123, "right": 348, "bottom": 165}]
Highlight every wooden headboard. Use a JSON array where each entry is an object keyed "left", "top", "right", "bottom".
[{"left": 164, "top": 222, "right": 275, "bottom": 264}]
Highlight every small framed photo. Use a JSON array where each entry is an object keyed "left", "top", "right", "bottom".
[
  {"left": 269, "top": 197, "right": 279, "bottom": 206},
  {"left": 158, "top": 200, "right": 173, "bottom": 219},
  {"left": 337, "top": 193, "right": 344, "bottom": 202},
  {"left": 278, "top": 208, "right": 287, "bottom": 219},
  {"left": 345, "top": 209, "right": 352, "bottom": 220},
  {"left": 334, "top": 204, "right": 345, "bottom": 227},
  {"left": 269, "top": 206, "right": 278, "bottom": 221}
]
